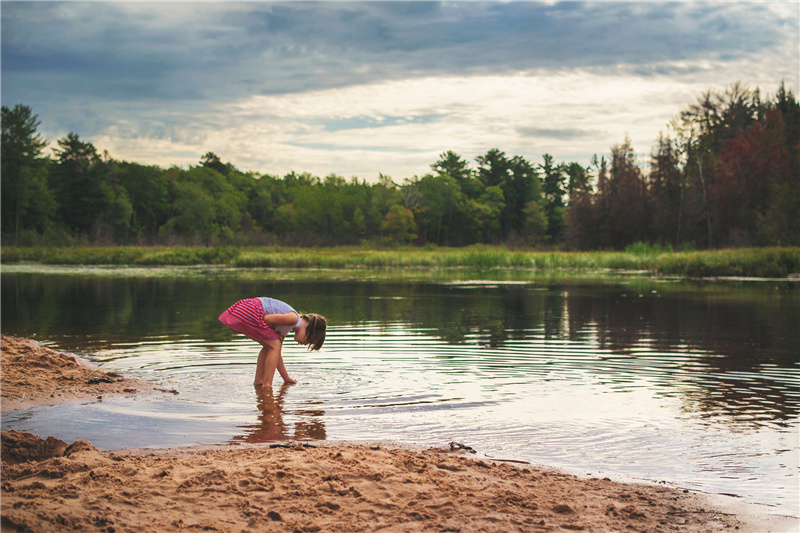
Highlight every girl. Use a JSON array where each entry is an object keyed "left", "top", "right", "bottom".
[{"left": 219, "top": 297, "right": 326, "bottom": 387}]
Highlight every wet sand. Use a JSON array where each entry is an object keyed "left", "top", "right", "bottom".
[
  {"left": 1, "top": 336, "right": 797, "bottom": 532},
  {"left": 1, "top": 336, "right": 177, "bottom": 412}
]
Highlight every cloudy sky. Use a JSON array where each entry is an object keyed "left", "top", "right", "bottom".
[{"left": 2, "top": 1, "right": 798, "bottom": 181}]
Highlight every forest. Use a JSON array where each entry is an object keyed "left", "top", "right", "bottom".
[{"left": 2, "top": 82, "right": 798, "bottom": 250}]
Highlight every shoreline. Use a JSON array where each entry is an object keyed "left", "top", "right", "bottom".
[
  {"left": 1, "top": 336, "right": 178, "bottom": 413},
  {"left": 3, "top": 432, "right": 797, "bottom": 533},
  {"left": 2, "top": 336, "right": 798, "bottom": 532},
  {"left": 3, "top": 245, "right": 799, "bottom": 279}
]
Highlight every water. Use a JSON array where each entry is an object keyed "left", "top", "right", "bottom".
[{"left": 2, "top": 266, "right": 798, "bottom": 515}]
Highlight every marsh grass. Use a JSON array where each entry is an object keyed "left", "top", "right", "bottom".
[
  {"left": 2, "top": 245, "right": 799, "bottom": 278},
  {"left": 655, "top": 248, "right": 800, "bottom": 278},
  {"left": 1, "top": 246, "right": 239, "bottom": 266}
]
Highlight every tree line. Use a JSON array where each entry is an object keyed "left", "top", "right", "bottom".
[{"left": 3, "top": 82, "right": 798, "bottom": 249}]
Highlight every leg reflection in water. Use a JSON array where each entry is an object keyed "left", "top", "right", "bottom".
[{"left": 230, "top": 386, "right": 326, "bottom": 444}]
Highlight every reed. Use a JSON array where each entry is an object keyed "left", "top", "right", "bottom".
[
  {"left": 655, "top": 247, "right": 800, "bottom": 278},
  {"left": 2, "top": 245, "right": 798, "bottom": 278}
]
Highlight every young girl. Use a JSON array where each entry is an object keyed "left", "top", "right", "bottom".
[{"left": 219, "top": 297, "right": 326, "bottom": 387}]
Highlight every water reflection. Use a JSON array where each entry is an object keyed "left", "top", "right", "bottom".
[
  {"left": 2, "top": 273, "right": 798, "bottom": 429},
  {"left": 677, "top": 375, "right": 797, "bottom": 429},
  {"left": 4, "top": 273, "right": 797, "bottom": 358},
  {"left": 230, "top": 386, "right": 326, "bottom": 443},
  {"left": 1, "top": 268, "right": 798, "bottom": 514}
]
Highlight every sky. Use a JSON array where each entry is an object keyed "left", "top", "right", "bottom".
[{"left": 2, "top": 1, "right": 798, "bottom": 182}]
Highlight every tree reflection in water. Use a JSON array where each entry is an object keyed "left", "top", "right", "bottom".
[
  {"left": 2, "top": 271, "right": 797, "bottom": 433},
  {"left": 2, "top": 269, "right": 797, "bottom": 514}
]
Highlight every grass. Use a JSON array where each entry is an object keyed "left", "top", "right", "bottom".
[
  {"left": 655, "top": 247, "right": 800, "bottom": 278},
  {"left": 2, "top": 245, "right": 799, "bottom": 278}
]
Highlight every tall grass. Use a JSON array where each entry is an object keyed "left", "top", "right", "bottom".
[
  {"left": 655, "top": 247, "right": 800, "bottom": 278},
  {"left": 0, "top": 246, "right": 239, "bottom": 266},
  {"left": 2, "top": 245, "right": 799, "bottom": 278}
]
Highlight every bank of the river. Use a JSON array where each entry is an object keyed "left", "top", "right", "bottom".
[
  {"left": 1, "top": 336, "right": 179, "bottom": 412},
  {"left": 2, "top": 336, "right": 797, "bottom": 533},
  {"left": 3, "top": 245, "right": 800, "bottom": 278}
]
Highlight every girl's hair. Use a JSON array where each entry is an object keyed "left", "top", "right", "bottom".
[{"left": 302, "top": 313, "right": 327, "bottom": 351}]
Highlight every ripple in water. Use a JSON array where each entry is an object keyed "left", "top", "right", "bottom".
[
  {"left": 4, "top": 325, "right": 798, "bottom": 516},
  {"left": 2, "top": 275, "right": 798, "bottom": 516}
]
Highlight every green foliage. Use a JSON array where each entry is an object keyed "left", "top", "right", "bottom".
[
  {"left": 159, "top": 166, "right": 247, "bottom": 245},
  {"left": 4, "top": 245, "right": 798, "bottom": 279},
  {"left": 656, "top": 248, "right": 800, "bottom": 278},
  {"left": 624, "top": 242, "right": 672, "bottom": 257},
  {"left": 541, "top": 154, "right": 566, "bottom": 243},
  {"left": 380, "top": 205, "right": 417, "bottom": 245},
  {"left": 2, "top": 83, "right": 796, "bottom": 252},
  {"left": 473, "top": 149, "right": 545, "bottom": 242},
  {"left": 51, "top": 132, "right": 103, "bottom": 234},
  {"left": 136, "top": 247, "right": 239, "bottom": 265},
  {"left": 1, "top": 104, "right": 54, "bottom": 239},
  {"left": 114, "top": 162, "right": 170, "bottom": 241},
  {"left": 200, "top": 152, "right": 233, "bottom": 176},
  {"left": 522, "top": 199, "right": 548, "bottom": 246}
]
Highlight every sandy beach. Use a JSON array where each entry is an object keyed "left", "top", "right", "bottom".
[
  {"left": 1, "top": 336, "right": 178, "bottom": 413},
  {"left": 1, "top": 335, "right": 797, "bottom": 532}
]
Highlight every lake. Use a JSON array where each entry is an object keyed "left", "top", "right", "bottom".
[{"left": 1, "top": 265, "right": 798, "bottom": 516}]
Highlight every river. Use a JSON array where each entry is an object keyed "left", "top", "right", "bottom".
[{"left": 2, "top": 265, "right": 798, "bottom": 515}]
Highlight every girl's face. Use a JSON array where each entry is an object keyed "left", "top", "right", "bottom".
[{"left": 294, "top": 319, "right": 309, "bottom": 345}]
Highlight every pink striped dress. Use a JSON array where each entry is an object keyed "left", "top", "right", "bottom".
[{"left": 219, "top": 297, "right": 299, "bottom": 343}]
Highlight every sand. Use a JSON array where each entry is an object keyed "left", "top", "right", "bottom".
[
  {"left": 1, "top": 336, "right": 177, "bottom": 412},
  {"left": 2, "top": 336, "right": 797, "bottom": 532}
]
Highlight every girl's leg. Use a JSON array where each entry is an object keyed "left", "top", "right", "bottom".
[
  {"left": 254, "top": 346, "right": 268, "bottom": 386},
  {"left": 254, "top": 339, "right": 282, "bottom": 386}
]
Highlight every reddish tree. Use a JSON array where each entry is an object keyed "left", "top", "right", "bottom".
[{"left": 712, "top": 109, "right": 797, "bottom": 246}]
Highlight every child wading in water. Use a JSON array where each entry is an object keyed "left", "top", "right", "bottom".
[{"left": 219, "top": 298, "right": 326, "bottom": 386}]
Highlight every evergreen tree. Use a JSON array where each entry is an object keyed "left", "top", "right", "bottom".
[
  {"left": 51, "top": 133, "right": 108, "bottom": 235},
  {"left": 541, "top": 154, "right": 566, "bottom": 244},
  {"left": 674, "top": 83, "right": 765, "bottom": 247},
  {"left": 432, "top": 150, "right": 482, "bottom": 198},
  {"left": 606, "top": 138, "right": 649, "bottom": 248},
  {"left": 200, "top": 152, "right": 233, "bottom": 176},
  {"left": 563, "top": 161, "right": 593, "bottom": 249},
  {"left": 648, "top": 134, "right": 683, "bottom": 245},
  {"left": 759, "top": 83, "right": 800, "bottom": 245},
  {"left": 476, "top": 149, "right": 540, "bottom": 242},
  {"left": 1, "top": 104, "right": 55, "bottom": 241},
  {"left": 564, "top": 162, "right": 591, "bottom": 195}
]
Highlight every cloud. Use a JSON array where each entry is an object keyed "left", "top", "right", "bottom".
[
  {"left": 86, "top": 70, "right": 713, "bottom": 178},
  {"left": 5, "top": 2, "right": 794, "bottom": 102},
  {"left": 517, "top": 127, "right": 607, "bottom": 141},
  {"left": 1, "top": 1, "right": 797, "bottom": 180}
]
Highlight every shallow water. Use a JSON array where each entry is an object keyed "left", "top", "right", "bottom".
[{"left": 2, "top": 266, "right": 798, "bottom": 515}]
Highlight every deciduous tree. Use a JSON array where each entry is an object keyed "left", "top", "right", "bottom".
[{"left": 380, "top": 204, "right": 416, "bottom": 245}]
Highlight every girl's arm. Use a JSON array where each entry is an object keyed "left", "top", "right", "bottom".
[
  {"left": 263, "top": 311, "right": 300, "bottom": 327},
  {"left": 276, "top": 355, "right": 297, "bottom": 385}
]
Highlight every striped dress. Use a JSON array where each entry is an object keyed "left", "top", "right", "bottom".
[{"left": 218, "top": 298, "right": 300, "bottom": 343}]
